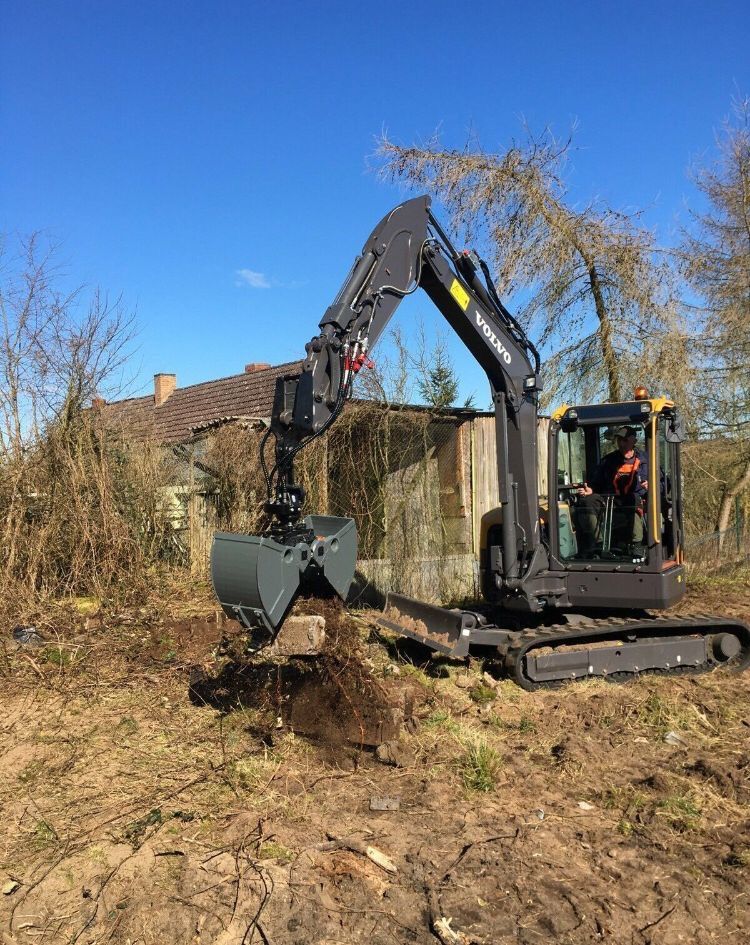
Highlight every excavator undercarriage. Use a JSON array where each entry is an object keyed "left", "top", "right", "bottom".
[{"left": 377, "top": 592, "right": 750, "bottom": 690}]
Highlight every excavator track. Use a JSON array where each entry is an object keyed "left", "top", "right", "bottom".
[{"left": 502, "top": 613, "right": 750, "bottom": 690}]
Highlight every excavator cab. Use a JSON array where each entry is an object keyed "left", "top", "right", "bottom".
[
  {"left": 549, "top": 397, "right": 684, "bottom": 573},
  {"left": 542, "top": 397, "right": 687, "bottom": 614}
]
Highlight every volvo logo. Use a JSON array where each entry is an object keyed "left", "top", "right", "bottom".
[{"left": 476, "top": 312, "right": 512, "bottom": 364}]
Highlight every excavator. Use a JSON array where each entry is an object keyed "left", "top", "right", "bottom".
[{"left": 210, "top": 195, "right": 750, "bottom": 689}]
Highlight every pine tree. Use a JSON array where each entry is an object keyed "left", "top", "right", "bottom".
[{"left": 417, "top": 344, "right": 459, "bottom": 409}]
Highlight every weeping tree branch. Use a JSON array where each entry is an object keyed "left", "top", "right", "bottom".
[
  {"left": 377, "top": 126, "right": 684, "bottom": 406},
  {"left": 681, "top": 97, "right": 750, "bottom": 543}
]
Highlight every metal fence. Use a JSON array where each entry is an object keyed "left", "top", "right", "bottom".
[{"left": 684, "top": 522, "right": 750, "bottom": 574}]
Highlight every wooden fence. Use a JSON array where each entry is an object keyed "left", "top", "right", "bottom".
[{"left": 177, "top": 410, "right": 553, "bottom": 604}]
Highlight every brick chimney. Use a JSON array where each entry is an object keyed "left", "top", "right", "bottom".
[
  {"left": 154, "top": 373, "right": 176, "bottom": 406},
  {"left": 91, "top": 397, "right": 106, "bottom": 411},
  {"left": 244, "top": 362, "right": 271, "bottom": 374}
]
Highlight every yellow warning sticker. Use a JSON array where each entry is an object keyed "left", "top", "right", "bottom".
[{"left": 449, "top": 279, "right": 470, "bottom": 311}]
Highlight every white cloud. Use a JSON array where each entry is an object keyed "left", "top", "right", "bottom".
[{"left": 236, "top": 268, "right": 271, "bottom": 289}]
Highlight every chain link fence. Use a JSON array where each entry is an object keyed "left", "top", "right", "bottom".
[{"left": 684, "top": 521, "right": 750, "bottom": 574}]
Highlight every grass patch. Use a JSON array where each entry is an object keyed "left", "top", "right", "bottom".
[
  {"left": 18, "top": 759, "right": 45, "bottom": 784},
  {"left": 423, "top": 709, "right": 461, "bottom": 734},
  {"left": 488, "top": 714, "right": 537, "bottom": 734},
  {"left": 398, "top": 663, "right": 433, "bottom": 688},
  {"left": 633, "top": 692, "right": 692, "bottom": 736},
  {"left": 656, "top": 793, "right": 701, "bottom": 831},
  {"left": 123, "top": 808, "right": 163, "bottom": 846},
  {"left": 44, "top": 646, "right": 72, "bottom": 667},
  {"left": 228, "top": 757, "right": 270, "bottom": 791},
  {"left": 469, "top": 684, "right": 497, "bottom": 705},
  {"left": 258, "top": 841, "right": 294, "bottom": 863},
  {"left": 32, "top": 819, "right": 59, "bottom": 849},
  {"left": 117, "top": 716, "right": 139, "bottom": 736},
  {"left": 602, "top": 785, "right": 648, "bottom": 818},
  {"left": 495, "top": 680, "right": 521, "bottom": 703},
  {"left": 602, "top": 782, "right": 703, "bottom": 834},
  {"left": 157, "top": 636, "right": 177, "bottom": 662},
  {"left": 460, "top": 742, "right": 502, "bottom": 792},
  {"left": 687, "top": 565, "right": 750, "bottom": 590}
]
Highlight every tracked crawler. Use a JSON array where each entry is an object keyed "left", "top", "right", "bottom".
[{"left": 211, "top": 195, "right": 750, "bottom": 687}]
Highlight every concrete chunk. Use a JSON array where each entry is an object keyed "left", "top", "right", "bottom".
[{"left": 268, "top": 615, "right": 326, "bottom": 657}]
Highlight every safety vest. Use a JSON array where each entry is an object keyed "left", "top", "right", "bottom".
[{"left": 612, "top": 453, "right": 641, "bottom": 496}]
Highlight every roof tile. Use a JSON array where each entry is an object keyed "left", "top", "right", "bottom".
[{"left": 102, "top": 360, "right": 302, "bottom": 444}]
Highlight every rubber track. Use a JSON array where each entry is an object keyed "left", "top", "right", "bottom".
[{"left": 503, "top": 612, "right": 750, "bottom": 691}]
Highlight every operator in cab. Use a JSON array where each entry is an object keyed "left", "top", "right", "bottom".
[{"left": 575, "top": 426, "right": 649, "bottom": 555}]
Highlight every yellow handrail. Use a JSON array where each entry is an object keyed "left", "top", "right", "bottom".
[{"left": 649, "top": 413, "right": 660, "bottom": 544}]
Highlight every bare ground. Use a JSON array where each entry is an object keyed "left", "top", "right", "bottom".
[{"left": 0, "top": 575, "right": 749, "bottom": 944}]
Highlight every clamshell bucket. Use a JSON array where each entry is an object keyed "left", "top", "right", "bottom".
[{"left": 211, "top": 515, "right": 357, "bottom": 635}]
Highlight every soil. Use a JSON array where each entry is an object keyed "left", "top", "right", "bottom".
[{"left": 0, "top": 576, "right": 749, "bottom": 943}]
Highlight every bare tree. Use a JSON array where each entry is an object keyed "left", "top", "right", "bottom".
[
  {"left": 378, "top": 128, "right": 683, "bottom": 405},
  {"left": 357, "top": 322, "right": 475, "bottom": 409},
  {"left": 682, "top": 99, "right": 750, "bottom": 544},
  {"left": 0, "top": 233, "right": 150, "bottom": 599},
  {"left": 0, "top": 233, "right": 134, "bottom": 455}
]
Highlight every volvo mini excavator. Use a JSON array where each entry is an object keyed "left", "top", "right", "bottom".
[{"left": 210, "top": 195, "right": 750, "bottom": 689}]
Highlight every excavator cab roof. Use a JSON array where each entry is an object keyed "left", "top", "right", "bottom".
[{"left": 552, "top": 398, "right": 677, "bottom": 431}]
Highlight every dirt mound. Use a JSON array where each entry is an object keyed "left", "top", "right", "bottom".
[{"left": 188, "top": 595, "right": 420, "bottom": 759}]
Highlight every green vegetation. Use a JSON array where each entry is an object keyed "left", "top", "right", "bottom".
[
  {"left": 258, "top": 841, "right": 295, "bottom": 863},
  {"left": 469, "top": 683, "right": 497, "bottom": 705},
  {"left": 44, "top": 646, "right": 72, "bottom": 667},
  {"left": 656, "top": 793, "right": 702, "bottom": 831},
  {"left": 118, "top": 716, "right": 139, "bottom": 736},
  {"left": 461, "top": 742, "right": 502, "bottom": 792},
  {"left": 423, "top": 708, "right": 461, "bottom": 734},
  {"left": 33, "top": 819, "right": 59, "bottom": 849},
  {"left": 123, "top": 808, "right": 163, "bottom": 846}
]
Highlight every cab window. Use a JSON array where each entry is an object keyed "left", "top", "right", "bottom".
[{"left": 555, "top": 422, "right": 649, "bottom": 565}]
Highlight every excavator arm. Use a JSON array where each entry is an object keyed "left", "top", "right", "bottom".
[
  {"left": 268, "top": 196, "right": 541, "bottom": 564},
  {"left": 212, "top": 195, "right": 546, "bottom": 637},
  {"left": 210, "top": 196, "right": 750, "bottom": 690}
]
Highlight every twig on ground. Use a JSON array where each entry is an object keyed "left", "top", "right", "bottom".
[
  {"left": 426, "top": 882, "right": 473, "bottom": 945},
  {"left": 638, "top": 904, "right": 677, "bottom": 934},
  {"left": 441, "top": 832, "right": 518, "bottom": 879},
  {"left": 314, "top": 833, "right": 397, "bottom": 874}
]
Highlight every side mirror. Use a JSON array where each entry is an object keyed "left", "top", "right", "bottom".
[
  {"left": 665, "top": 410, "right": 686, "bottom": 443},
  {"left": 560, "top": 416, "right": 579, "bottom": 433}
]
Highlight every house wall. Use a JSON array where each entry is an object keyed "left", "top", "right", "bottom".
[{"left": 179, "top": 411, "right": 551, "bottom": 605}]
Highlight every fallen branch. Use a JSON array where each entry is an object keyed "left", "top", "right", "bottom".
[
  {"left": 426, "top": 883, "right": 471, "bottom": 945},
  {"left": 314, "top": 834, "right": 397, "bottom": 874},
  {"left": 638, "top": 904, "right": 677, "bottom": 934}
]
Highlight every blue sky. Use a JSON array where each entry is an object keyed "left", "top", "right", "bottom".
[{"left": 2, "top": 1, "right": 749, "bottom": 406}]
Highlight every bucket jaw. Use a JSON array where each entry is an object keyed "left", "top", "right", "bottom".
[{"left": 211, "top": 515, "right": 357, "bottom": 639}]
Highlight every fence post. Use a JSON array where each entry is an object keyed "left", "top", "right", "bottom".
[{"left": 736, "top": 495, "right": 743, "bottom": 557}]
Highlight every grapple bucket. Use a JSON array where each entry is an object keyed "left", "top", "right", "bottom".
[{"left": 211, "top": 515, "right": 357, "bottom": 635}]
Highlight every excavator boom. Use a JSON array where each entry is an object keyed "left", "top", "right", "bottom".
[{"left": 213, "top": 195, "right": 545, "bottom": 637}]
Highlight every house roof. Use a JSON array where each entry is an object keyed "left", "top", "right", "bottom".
[
  {"left": 101, "top": 360, "right": 302, "bottom": 444},
  {"left": 101, "top": 360, "right": 496, "bottom": 445}
]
